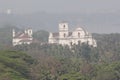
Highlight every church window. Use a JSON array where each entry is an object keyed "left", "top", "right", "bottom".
[
  {"left": 29, "top": 30, "right": 31, "bottom": 33},
  {"left": 78, "top": 32, "right": 80, "bottom": 37},
  {"left": 64, "top": 33, "right": 66, "bottom": 37},
  {"left": 63, "top": 25, "right": 65, "bottom": 28}
]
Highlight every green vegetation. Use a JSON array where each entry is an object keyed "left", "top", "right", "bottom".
[
  {"left": 0, "top": 26, "right": 20, "bottom": 49},
  {"left": 0, "top": 50, "right": 34, "bottom": 80},
  {"left": 13, "top": 42, "right": 120, "bottom": 80},
  {"left": 0, "top": 27, "right": 120, "bottom": 80},
  {"left": 0, "top": 27, "right": 12, "bottom": 49},
  {"left": 33, "top": 30, "right": 49, "bottom": 43}
]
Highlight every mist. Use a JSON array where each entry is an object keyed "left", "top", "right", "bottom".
[{"left": 0, "top": 0, "right": 120, "bottom": 33}]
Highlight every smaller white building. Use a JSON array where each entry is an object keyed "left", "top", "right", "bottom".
[
  {"left": 12, "top": 28, "right": 33, "bottom": 46},
  {"left": 49, "top": 22, "right": 97, "bottom": 47}
]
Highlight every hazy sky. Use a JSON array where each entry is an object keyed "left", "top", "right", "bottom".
[{"left": 0, "top": 0, "right": 120, "bottom": 14}]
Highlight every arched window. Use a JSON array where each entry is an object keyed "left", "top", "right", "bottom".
[
  {"left": 64, "top": 33, "right": 66, "bottom": 37},
  {"left": 63, "top": 25, "right": 65, "bottom": 28},
  {"left": 78, "top": 32, "right": 80, "bottom": 37}
]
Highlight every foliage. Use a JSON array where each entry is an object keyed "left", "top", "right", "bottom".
[
  {"left": 33, "top": 30, "right": 49, "bottom": 43},
  {"left": 0, "top": 27, "right": 120, "bottom": 80},
  {"left": 0, "top": 50, "right": 35, "bottom": 80}
]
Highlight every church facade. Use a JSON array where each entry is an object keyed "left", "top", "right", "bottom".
[
  {"left": 12, "top": 28, "right": 33, "bottom": 46},
  {"left": 49, "top": 22, "right": 97, "bottom": 47}
]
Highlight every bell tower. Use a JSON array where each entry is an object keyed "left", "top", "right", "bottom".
[
  {"left": 25, "top": 29, "right": 33, "bottom": 37},
  {"left": 59, "top": 22, "right": 69, "bottom": 38},
  {"left": 27, "top": 29, "right": 33, "bottom": 37}
]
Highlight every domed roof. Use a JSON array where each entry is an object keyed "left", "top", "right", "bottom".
[
  {"left": 75, "top": 27, "right": 84, "bottom": 31},
  {"left": 75, "top": 27, "right": 90, "bottom": 36}
]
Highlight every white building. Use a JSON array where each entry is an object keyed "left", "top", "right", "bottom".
[
  {"left": 49, "top": 22, "right": 97, "bottom": 47},
  {"left": 12, "top": 28, "right": 33, "bottom": 46}
]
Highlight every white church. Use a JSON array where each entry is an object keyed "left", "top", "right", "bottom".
[
  {"left": 12, "top": 28, "right": 33, "bottom": 46},
  {"left": 49, "top": 22, "right": 97, "bottom": 47}
]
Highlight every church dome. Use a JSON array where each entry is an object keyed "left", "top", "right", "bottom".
[
  {"left": 75, "top": 27, "right": 84, "bottom": 31},
  {"left": 73, "top": 27, "right": 90, "bottom": 37}
]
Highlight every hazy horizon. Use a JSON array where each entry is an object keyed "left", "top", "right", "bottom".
[{"left": 0, "top": 0, "right": 120, "bottom": 33}]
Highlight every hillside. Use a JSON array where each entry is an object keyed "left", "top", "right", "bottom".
[
  {"left": 0, "top": 27, "right": 120, "bottom": 79},
  {"left": 0, "top": 50, "right": 34, "bottom": 80},
  {"left": 13, "top": 42, "right": 120, "bottom": 80}
]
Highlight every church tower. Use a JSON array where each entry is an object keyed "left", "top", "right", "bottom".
[
  {"left": 27, "top": 29, "right": 33, "bottom": 37},
  {"left": 59, "top": 22, "right": 69, "bottom": 38},
  {"left": 25, "top": 29, "right": 33, "bottom": 37},
  {"left": 12, "top": 29, "right": 15, "bottom": 38}
]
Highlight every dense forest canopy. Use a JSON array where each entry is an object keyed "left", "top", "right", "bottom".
[
  {"left": 0, "top": 50, "right": 35, "bottom": 80},
  {"left": 0, "top": 27, "right": 120, "bottom": 80}
]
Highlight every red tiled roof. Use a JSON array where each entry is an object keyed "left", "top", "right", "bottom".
[
  {"left": 18, "top": 33, "right": 31, "bottom": 38},
  {"left": 14, "top": 32, "right": 32, "bottom": 39},
  {"left": 14, "top": 32, "right": 23, "bottom": 38}
]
